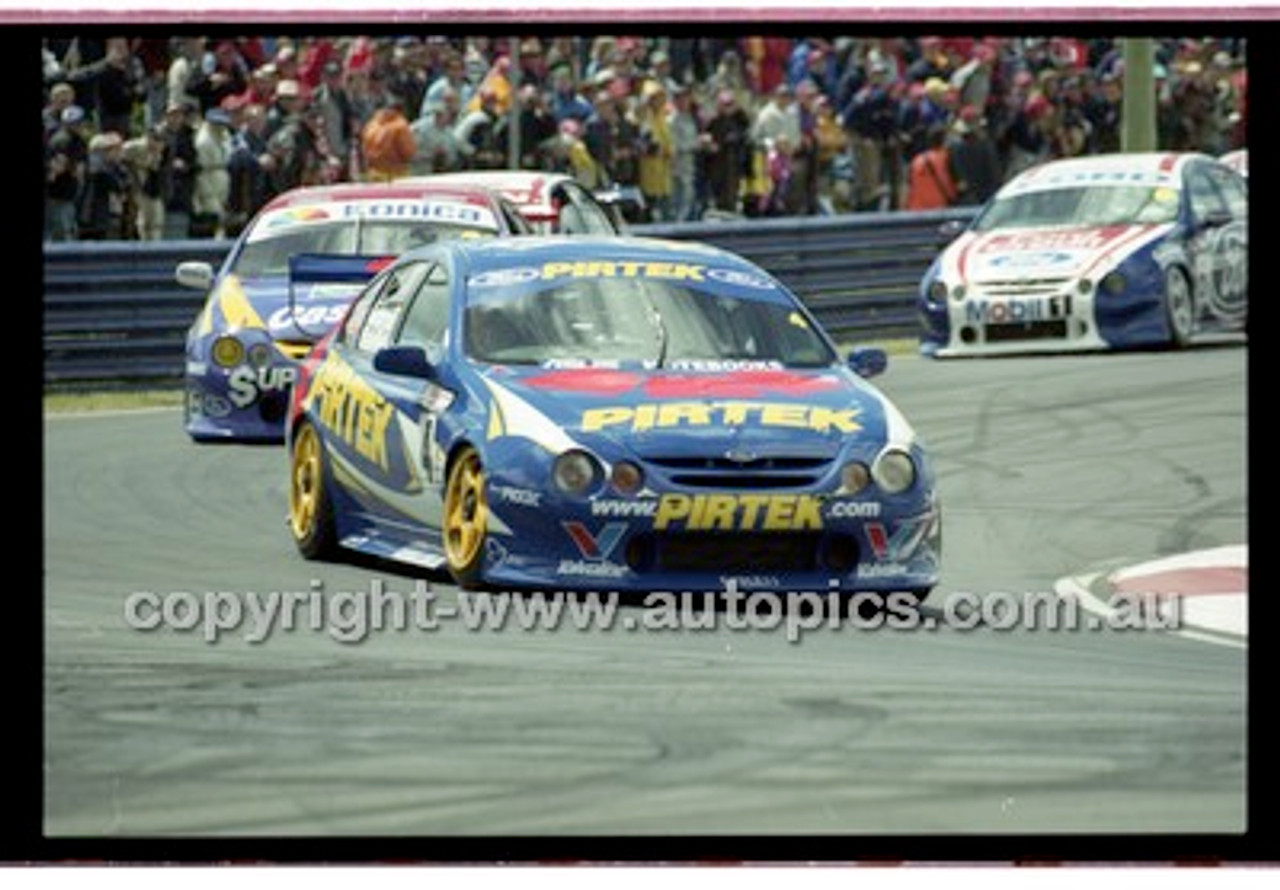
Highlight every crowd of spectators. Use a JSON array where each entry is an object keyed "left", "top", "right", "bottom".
[{"left": 42, "top": 34, "right": 1247, "bottom": 242}]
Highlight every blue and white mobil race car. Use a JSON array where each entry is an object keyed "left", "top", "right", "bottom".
[
  {"left": 285, "top": 236, "right": 941, "bottom": 596},
  {"left": 919, "top": 152, "right": 1247, "bottom": 356},
  {"left": 177, "top": 181, "right": 532, "bottom": 441}
]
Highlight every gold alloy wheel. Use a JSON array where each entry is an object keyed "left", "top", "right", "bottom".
[
  {"left": 290, "top": 423, "right": 323, "bottom": 543},
  {"left": 443, "top": 448, "right": 487, "bottom": 577}
]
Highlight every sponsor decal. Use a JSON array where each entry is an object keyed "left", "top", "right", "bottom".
[
  {"left": 187, "top": 390, "right": 232, "bottom": 418},
  {"left": 976, "top": 226, "right": 1128, "bottom": 254},
  {"left": 562, "top": 521, "right": 627, "bottom": 561},
  {"left": 540, "top": 260, "right": 708, "bottom": 282},
  {"left": 964, "top": 295, "right": 1073, "bottom": 325},
  {"left": 858, "top": 563, "right": 910, "bottom": 578},
  {"left": 305, "top": 352, "right": 394, "bottom": 471},
  {"left": 559, "top": 520, "right": 629, "bottom": 578},
  {"left": 581, "top": 400, "right": 860, "bottom": 434},
  {"left": 666, "top": 359, "right": 783, "bottom": 372},
  {"left": 704, "top": 268, "right": 777, "bottom": 289},
  {"left": 227, "top": 365, "right": 297, "bottom": 408},
  {"left": 263, "top": 206, "right": 330, "bottom": 229},
  {"left": 484, "top": 537, "right": 509, "bottom": 568},
  {"left": 719, "top": 575, "right": 782, "bottom": 589},
  {"left": 592, "top": 499, "right": 659, "bottom": 518},
  {"left": 468, "top": 267, "right": 544, "bottom": 288},
  {"left": 557, "top": 559, "right": 629, "bottom": 578},
  {"left": 339, "top": 200, "right": 490, "bottom": 224},
  {"left": 987, "top": 251, "right": 1075, "bottom": 269},
  {"left": 492, "top": 485, "right": 542, "bottom": 508},
  {"left": 654, "top": 493, "right": 823, "bottom": 532},
  {"left": 865, "top": 515, "right": 935, "bottom": 562},
  {"left": 827, "top": 500, "right": 882, "bottom": 519},
  {"left": 268, "top": 305, "right": 349, "bottom": 331}
]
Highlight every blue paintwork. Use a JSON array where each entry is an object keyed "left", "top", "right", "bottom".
[{"left": 288, "top": 237, "right": 942, "bottom": 594}]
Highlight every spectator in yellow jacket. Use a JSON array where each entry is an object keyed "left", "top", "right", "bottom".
[{"left": 636, "top": 79, "right": 674, "bottom": 221}]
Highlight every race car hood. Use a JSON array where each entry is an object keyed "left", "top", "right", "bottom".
[
  {"left": 945, "top": 223, "right": 1173, "bottom": 283},
  {"left": 480, "top": 365, "right": 900, "bottom": 460},
  {"left": 204, "top": 274, "right": 367, "bottom": 343}
]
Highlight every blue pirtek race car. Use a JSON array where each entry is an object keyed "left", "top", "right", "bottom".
[
  {"left": 176, "top": 181, "right": 532, "bottom": 441},
  {"left": 286, "top": 236, "right": 941, "bottom": 595},
  {"left": 919, "top": 152, "right": 1247, "bottom": 356}
]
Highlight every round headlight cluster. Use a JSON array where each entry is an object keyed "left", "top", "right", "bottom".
[
  {"left": 871, "top": 449, "right": 916, "bottom": 494},
  {"left": 840, "top": 461, "right": 871, "bottom": 495},
  {"left": 553, "top": 450, "right": 602, "bottom": 495},
  {"left": 246, "top": 341, "right": 274, "bottom": 368},
  {"left": 610, "top": 460, "right": 644, "bottom": 495},
  {"left": 928, "top": 280, "right": 948, "bottom": 302},
  {"left": 211, "top": 335, "right": 245, "bottom": 368},
  {"left": 1077, "top": 278, "right": 1093, "bottom": 295}
]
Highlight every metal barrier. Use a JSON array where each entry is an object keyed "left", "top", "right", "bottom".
[{"left": 43, "top": 208, "right": 978, "bottom": 390}]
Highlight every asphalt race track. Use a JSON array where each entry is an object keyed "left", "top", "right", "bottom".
[{"left": 43, "top": 346, "right": 1247, "bottom": 837}]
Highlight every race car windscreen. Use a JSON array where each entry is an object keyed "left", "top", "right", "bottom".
[
  {"left": 232, "top": 220, "right": 495, "bottom": 278},
  {"left": 463, "top": 273, "right": 837, "bottom": 369},
  {"left": 973, "top": 184, "right": 1181, "bottom": 231}
]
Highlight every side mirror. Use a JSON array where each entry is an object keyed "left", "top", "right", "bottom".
[
  {"left": 373, "top": 345, "right": 436, "bottom": 380},
  {"left": 848, "top": 346, "right": 888, "bottom": 380},
  {"left": 175, "top": 261, "right": 214, "bottom": 291},
  {"left": 938, "top": 219, "right": 966, "bottom": 242}
]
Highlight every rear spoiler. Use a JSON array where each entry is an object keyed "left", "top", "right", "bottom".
[{"left": 286, "top": 253, "right": 394, "bottom": 338}]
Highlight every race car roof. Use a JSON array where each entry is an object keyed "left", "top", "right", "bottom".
[
  {"left": 1001, "top": 151, "right": 1210, "bottom": 196},
  {"left": 260, "top": 181, "right": 507, "bottom": 214},
  {"left": 406, "top": 171, "right": 569, "bottom": 213}
]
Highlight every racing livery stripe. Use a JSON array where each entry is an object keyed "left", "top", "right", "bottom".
[
  {"left": 217, "top": 277, "right": 268, "bottom": 330},
  {"left": 1079, "top": 223, "right": 1165, "bottom": 280}
]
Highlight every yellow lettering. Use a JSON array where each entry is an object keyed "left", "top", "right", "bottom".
[
  {"left": 702, "top": 495, "right": 738, "bottom": 531},
  {"left": 542, "top": 262, "right": 573, "bottom": 279},
  {"left": 762, "top": 495, "right": 797, "bottom": 531},
  {"left": 738, "top": 494, "right": 769, "bottom": 529},
  {"left": 654, "top": 494, "right": 692, "bottom": 530},
  {"left": 657, "top": 402, "right": 711, "bottom": 427},
  {"left": 582, "top": 407, "right": 634, "bottom": 431},
  {"left": 620, "top": 261, "right": 643, "bottom": 277},
  {"left": 808, "top": 407, "right": 861, "bottom": 434},
  {"left": 634, "top": 404, "right": 657, "bottom": 431},
  {"left": 647, "top": 262, "right": 674, "bottom": 278},
  {"left": 761, "top": 404, "right": 809, "bottom": 428},
  {"left": 793, "top": 495, "right": 822, "bottom": 530},
  {"left": 721, "top": 401, "right": 756, "bottom": 425}
]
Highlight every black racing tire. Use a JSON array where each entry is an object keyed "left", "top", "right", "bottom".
[{"left": 288, "top": 420, "right": 338, "bottom": 560}]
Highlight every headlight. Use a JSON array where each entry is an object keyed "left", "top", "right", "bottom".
[
  {"left": 840, "top": 461, "right": 871, "bottom": 495},
  {"left": 610, "top": 460, "right": 644, "bottom": 495},
  {"left": 1100, "top": 271, "right": 1125, "bottom": 295},
  {"left": 211, "top": 335, "right": 245, "bottom": 368},
  {"left": 553, "top": 450, "right": 602, "bottom": 495},
  {"left": 951, "top": 284, "right": 966, "bottom": 301},
  {"left": 1077, "top": 278, "right": 1093, "bottom": 295},
  {"left": 928, "top": 280, "right": 948, "bottom": 302},
  {"left": 246, "top": 342, "right": 274, "bottom": 368},
  {"left": 872, "top": 449, "right": 916, "bottom": 494}
]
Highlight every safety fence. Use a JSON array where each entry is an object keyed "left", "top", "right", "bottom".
[{"left": 43, "top": 207, "right": 977, "bottom": 389}]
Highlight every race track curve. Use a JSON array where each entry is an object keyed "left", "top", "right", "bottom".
[{"left": 43, "top": 345, "right": 1248, "bottom": 838}]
